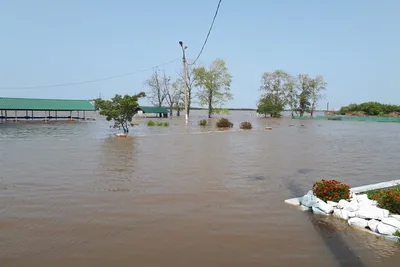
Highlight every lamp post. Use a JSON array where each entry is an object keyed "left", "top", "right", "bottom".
[{"left": 179, "top": 40, "right": 189, "bottom": 125}]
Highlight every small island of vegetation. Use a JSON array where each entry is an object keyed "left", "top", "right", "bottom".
[{"left": 336, "top": 102, "right": 400, "bottom": 117}]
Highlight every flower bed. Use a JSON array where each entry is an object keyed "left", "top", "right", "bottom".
[{"left": 290, "top": 180, "right": 400, "bottom": 242}]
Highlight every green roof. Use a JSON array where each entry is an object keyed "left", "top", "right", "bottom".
[
  {"left": 0, "top": 97, "right": 95, "bottom": 111},
  {"left": 137, "top": 106, "right": 169, "bottom": 113}
]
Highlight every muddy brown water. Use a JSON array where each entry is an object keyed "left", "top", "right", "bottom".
[{"left": 1, "top": 110, "right": 400, "bottom": 267}]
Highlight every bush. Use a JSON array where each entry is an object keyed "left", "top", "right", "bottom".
[
  {"left": 367, "top": 187, "right": 400, "bottom": 214},
  {"left": 162, "top": 122, "right": 169, "bottom": 127},
  {"left": 157, "top": 122, "right": 164, "bottom": 126},
  {"left": 239, "top": 121, "right": 252, "bottom": 129},
  {"left": 147, "top": 120, "right": 155, "bottom": 126},
  {"left": 216, "top": 118, "right": 233, "bottom": 128},
  {"left": 312, "top": 179, "right": 350, "bottom": 202},
  {"left": 199, "top": 119, "right": 207, "bottom": 126}
]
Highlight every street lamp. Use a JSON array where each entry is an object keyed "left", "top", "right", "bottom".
[{"left": 179, "top": 40, "right": 189, "bottom": 125}]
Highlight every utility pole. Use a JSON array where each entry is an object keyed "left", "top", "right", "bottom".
[{"left": 179, "top": 40, "right": 189, "bottom": 125}]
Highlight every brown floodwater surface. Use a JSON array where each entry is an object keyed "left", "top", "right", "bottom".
[{"left": 1, "top": 111, "right": 400, "bottom": 267}]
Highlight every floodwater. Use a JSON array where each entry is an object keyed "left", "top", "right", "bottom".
[{"left": 1, "top": 110, "right": 400, "bottom": 267}]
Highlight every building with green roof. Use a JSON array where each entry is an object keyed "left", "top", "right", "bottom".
[
  {"left": 135, "top": 106, "right": 169, "bottom": 118},
  {"left": 0, "top": 97, "right": 96, "bottom": 122}
]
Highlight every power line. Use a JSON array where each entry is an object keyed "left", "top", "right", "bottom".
[
  {"left": 0, "top": 59, "right": 179, "bottom": 90},
  {"left": 190, "top": 0, "right": 223, "bottom": 65}
]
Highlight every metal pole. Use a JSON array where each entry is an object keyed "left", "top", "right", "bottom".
[
  {"left": 15, "top": 110, "right": 17, "bottom": 122},
  {"left": 179, "top": 41, "right": 189, "bottom": 125}
]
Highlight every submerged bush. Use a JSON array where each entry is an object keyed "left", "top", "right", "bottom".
[
  {"left": 312, "top": 179, "right": 350, "bottom": 202},
  {"left": 240, "top": 121, "right": 252, "bottom": 130},
  {"left": 216, "top": 118, "right": 233, "bottom": 128},
  {"left": 199, "top": 119, "right": 207, "bottom": 126},
  {"left": 147, "top": 120, "right": 155, "bottom": 126},
  {"left": 367, "top": 187, "right": 400, "bottom": 214}
]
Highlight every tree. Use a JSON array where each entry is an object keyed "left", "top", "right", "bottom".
[
  {"left": 296, "top": 74, "right": 312, "bottom": 116},
  {"left": 145, "top": 68, "right": 167, "bottom": 107},
  {"left": 193, "top": 58, "right": 233, "bottom": 118},
  {"left": 161, "top": 71, "right": 178, "bottom": 117},
  {"left": 309, "top": 75, "right": 327, "bottom": 117},
  {"left": 285, "top": 76, "right": 297, "bottom": 117},
  {"left": 93, "top": 92, "right": 145, "bottom": 134},
  {"left": 259, "top": 70, "right": 292, "bottom": 118},
  {"left": 257, "top": 94, "right": 284, "bottom": 117}
]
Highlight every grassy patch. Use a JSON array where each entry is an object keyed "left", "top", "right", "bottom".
[{"left": 199, "top": 119, "right": 207, "bottom": 126}]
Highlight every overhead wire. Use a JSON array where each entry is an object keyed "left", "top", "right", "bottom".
[
  {"left": 0, "top": 59, "right": 179, "bottom": 90},
  {"left": 190, "top": 0, "right": 223, "bottom": 65}
]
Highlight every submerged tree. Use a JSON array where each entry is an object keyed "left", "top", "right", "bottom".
[
  {"left": 309, "top": 75, "right": 327, "bottom": 117},
  {"left": 145, "top": 68, "right": 167, "bottom": 107},
  {"left": 93, "top": 92, "right": 146, "bottom": 134},
  {"left": 296, "top": 74, "right": 312, "bottom": 116},
  {"left": 259, "top": 70, "right": 292, "bottom": 118},
  {"left": 193, "top": 58, "right": 233, "bottom": 118},
  {"left": 257, "top": 94, "right": 285, "bottom": 117}
]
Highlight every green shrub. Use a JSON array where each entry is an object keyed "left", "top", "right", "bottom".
[
  {"left": 312, "top": 179, "right": 350, "bottom": 202},
  {"left": 216, "top": 118, "right": 233, "bottom": 128},
  {"left": 240, "top": 121, "right": 252, "bottom": 129},
  {"left": 157, "top": 122, "right": 164, "bottom": 126},
  {"left": 199, "top": 119, "right": 207, "bottom": 126},
  {"left": 367, "top": 186, "right": 400, "bottom": 214},
  {"left": 147, "top": 120, "right": 155, "bottom": 126},
  {"left": 162, "top": 122, "right": 169, "bottom": 127}
]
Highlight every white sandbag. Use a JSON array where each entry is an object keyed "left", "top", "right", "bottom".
[
  {"left": 348, "top": 212, "right": 356, "bottom": 218},
  {"left": 315, "top": 201, "right": 334, "bottom": 214},
  {"left": 390, "top": 214, "right": 400, "bottom": 221},
  {"left": 377, "top": 223, "right": 397, "bottom": 235},
  {"left": 327, "top": 201, "right": 338, "bottom": 207},
  {"left": 355, "top": 194, "right": 369, "bottom": 202},
  {"left": 333, "top": 209, "right": 349, "bottom": 220},
  {"left": 367, "top": 219, "right": 380, "bottom": 232},
  {"left": 344, "top": 202, "right": 359, "bottom": 212},
  {"left": 381, "top": 217, "right": 400, "bottom": 229},
  {"left": 312, "top": 206, "right": 329, "bottom": 216},
  {"left": 299, "top": 205, "right": 311, "bottom": 211},
  {"left": 302, "top": 191, "right": 318, "bottom": 208},
  {"left": 356, "top": 206, "right": 389, "bottom": 220},
  {"left": 338, "top": 200, "right": 350, "bottom": 209},
  {"left": 285, "top": 198, "right": 301, "bottom": 206},
  {"left": 348, "top": 217, "right": 368, "bottom": 228}
]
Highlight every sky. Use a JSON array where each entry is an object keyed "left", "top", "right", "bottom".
[{"left": 0, "top": 0, "right": 399, "bottom": 110}]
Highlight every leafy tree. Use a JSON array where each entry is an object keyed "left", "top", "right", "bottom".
[
  {"left": 193, "top": 58, "right": 233, "bottom": 118},
  {"left": 93, "top": 92, "right": 146, "bottom": 134},
  {"left": 257, "top": 94, "right": 284, "bottom": 117},
  {"left": 309, "top": 75, "right": 327, "bottom": 117},
  {"left": 296, "top": 74, "right": 312, "bottom": 116},
  {"left": 259, "top": 70, "right": 292, "bottom": 117}
]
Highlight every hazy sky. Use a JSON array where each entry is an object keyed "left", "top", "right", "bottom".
[{"left": 0, "top": 0, "right": 399, "bottom": 109}]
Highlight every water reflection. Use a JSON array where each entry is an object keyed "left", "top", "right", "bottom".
[{"left": 93, "top": 136, "right": 136, "bottom": 192}]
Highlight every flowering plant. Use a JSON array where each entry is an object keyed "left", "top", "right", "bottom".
[
  {"left": 312, "top": 179, "right": 350, "bottom": 202},
  {"left": 368, "top": 189, "right": 400, "bottom": 214}
]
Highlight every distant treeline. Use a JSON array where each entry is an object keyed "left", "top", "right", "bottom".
[
  {"left": 338, "top": 102, "right": 400, "bottom": 116},
  {"left": 168, "top": 106, "right": 326, "bottom": 112}
]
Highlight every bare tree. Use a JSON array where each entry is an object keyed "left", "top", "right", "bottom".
[
  {"left": 145, "top": 68, "right": 167, "bottom": 107},
  {"left": 162, "top": 71, "right": 179, "bottom": 117},
  {"left": 173, "top": 60, "right": 196, "bottom": 116}
]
